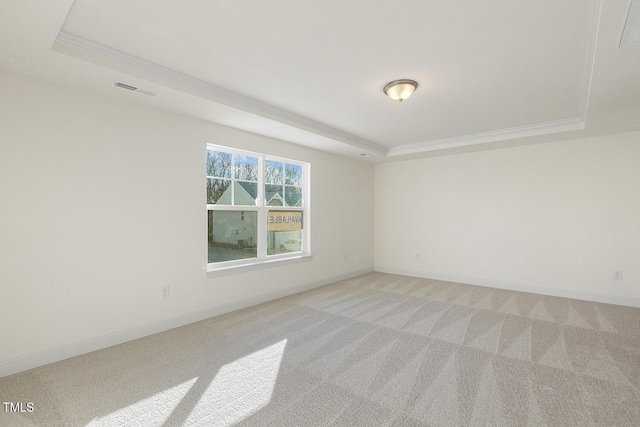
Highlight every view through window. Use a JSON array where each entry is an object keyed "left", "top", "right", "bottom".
[{"left": 207, "top": 145, "right": 309, "bottom": 269}]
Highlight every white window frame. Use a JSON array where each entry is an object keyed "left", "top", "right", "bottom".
[{"left": 206, "top": 144, "right": 311, "bottom": 275}]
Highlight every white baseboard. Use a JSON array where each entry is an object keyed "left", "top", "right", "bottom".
[
  {"left": 0, "top": 267, "right": 373, "bottom": 379},
  {"left": 374, "top": 266, "right": 640, "bottom": 308}
]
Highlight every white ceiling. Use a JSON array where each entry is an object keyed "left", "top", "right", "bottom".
[{"left": 2, "top": 0, "right": 640, "bottom": 162}]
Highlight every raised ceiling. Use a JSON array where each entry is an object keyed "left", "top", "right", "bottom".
[{"left": 2, "top": 0, "right": 640, "bottom": 161}]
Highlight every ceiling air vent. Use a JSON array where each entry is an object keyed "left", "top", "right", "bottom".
[{"left": 114, "top": 82, "right": 157, "bottom": 97}]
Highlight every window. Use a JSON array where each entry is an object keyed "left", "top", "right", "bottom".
[{"left": 207, "top": 144, "right": 310, "bottom": 271}]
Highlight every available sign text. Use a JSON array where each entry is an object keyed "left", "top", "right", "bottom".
[{"left": 268, "top": 211, "right": 303, "bottom": 231}]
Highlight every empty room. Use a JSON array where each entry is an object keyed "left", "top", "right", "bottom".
[{"left": 1, "top": 1, "right": 640, "bottom": 425}]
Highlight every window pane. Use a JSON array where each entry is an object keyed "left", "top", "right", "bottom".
[
  {"left": 267, "top": 210, "right": 303, "bottom": 255},
  {"left": 265, "top": 160, "right": 283, "bottom": 184},
  {"left": 285, "top": 186, "right": 302, "bottom": 207},
  {"left": 265, "top": 184, "right": 284, "bottom": 206},
  {"left": 207, "top": 151, "right": 232, "bottom": 178},
  {"left": 268, "top": 231, "right": 302, "bottom": 255},
  {"left": 285, "top": 164, "right": 302, "bottom": 186},
  {"left": 208, "top": 210, "right": 257, "bottom": 263},
  {"left": 207, "top": 178, "right": 231, "bottom": 204},
  {"left": 234, "top": 156, "right": 258, "bottom": 181},
  {"left": 234, "top": 181, "right": 258, "bottom": 206}
]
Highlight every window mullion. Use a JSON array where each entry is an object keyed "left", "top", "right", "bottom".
[
  {"left": 230, "top": 155, "right": 235, "bottom": 206},
  {"left": 257, "top": 156, "right": 267, "bottom": 259}
]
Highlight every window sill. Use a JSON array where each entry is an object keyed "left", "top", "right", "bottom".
[{"left": 206, "top": 253, "right": 314, "bottom": 278}]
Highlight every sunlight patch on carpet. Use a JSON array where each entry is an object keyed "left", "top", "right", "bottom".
[
  {"left": 183, "top": 339, "right": 287, "bottom": 426},
  {"left": 86, "top": 378, "right": 198, "bottom": 426}
]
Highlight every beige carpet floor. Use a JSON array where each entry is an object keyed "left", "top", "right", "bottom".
[{"left": 1, "top": 272, "right": 640, "bottom": 426}]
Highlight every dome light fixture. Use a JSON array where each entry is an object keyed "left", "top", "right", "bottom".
[{"left": 383, "top": 79, "right": 418, "bottom": 102}]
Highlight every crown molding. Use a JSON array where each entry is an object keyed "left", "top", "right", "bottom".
[
  {"left": 53, "top": 31, "right": 388, "bottom": 156},
  {"left": 619, "top": 0, "right": 640, "bottom": 47},
  {"left": 579, "top": 0, "right": 602, "bottom": 120},
  {"left": 387, "top": 117, "right": 585, "bottom": 157}
]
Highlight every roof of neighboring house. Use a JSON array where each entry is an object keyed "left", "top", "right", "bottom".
[
  {"left": 219, "top": 182, "right": 302, "bottom": 207},
  {"left": 218, "top": 181, "right": 257, "bottom": 206}
]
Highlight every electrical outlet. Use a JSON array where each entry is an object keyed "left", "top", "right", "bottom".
[
  {"left": 614, "top": 270, "right": 623, "bottom": 281},
  {"left": 161, "top": 286, "right": 170, "bottom": 299}
]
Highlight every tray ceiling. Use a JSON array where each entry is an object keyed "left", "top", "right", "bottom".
[{"left": 2, "top": 0, "right": 640, "bottom": 161}]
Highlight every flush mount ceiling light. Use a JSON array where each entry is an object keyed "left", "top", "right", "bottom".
[{"left": 383, "top": 79, "right": 418, "bottom": 102}]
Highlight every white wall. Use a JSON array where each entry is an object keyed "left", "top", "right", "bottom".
[
  {"left": 0, "top": 70, "right": 374, "bottom": 374},
  {"left": 375, "top": 133, "right": 640, "bottom": 306}
]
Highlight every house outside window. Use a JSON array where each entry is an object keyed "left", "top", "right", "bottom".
[{"left": 207, "top": 144, "right": 310, "bottom": 270}]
